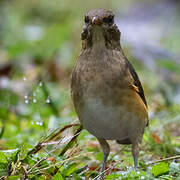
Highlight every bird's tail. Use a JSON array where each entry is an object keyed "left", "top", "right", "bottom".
[{"left": 116, "top": 138, "right": 131, "bottom": 145}]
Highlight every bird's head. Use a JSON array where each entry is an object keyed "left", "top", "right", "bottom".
[{"left": 81, "top": 9, "right": 121, "bottom": 50}]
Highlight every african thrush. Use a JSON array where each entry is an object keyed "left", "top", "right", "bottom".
[{"left": 71, "top": 9, "right": 148, "bottom": 177}]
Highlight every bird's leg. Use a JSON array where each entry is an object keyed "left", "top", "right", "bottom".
[
  {"left": 132, "top": 143, "right": 139, "bottom": 169},
  {"left": 97, "top": 138, "right": 110, "bottom": 179}
]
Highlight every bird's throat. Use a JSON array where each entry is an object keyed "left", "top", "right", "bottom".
[{"left": 92, "top": 26, "right": 106, "bottom": 49}]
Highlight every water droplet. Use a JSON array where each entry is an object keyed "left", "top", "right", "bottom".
[
  {"left": 23, "top": 77, "right": 27, "bottom": 81},
  {"left": 31, "top": 121, "right": 34, "bottom": 125},
  {"left": 46, "top": 97, "right": 50, "bottom": 103},
  {"left": 36, "top": 121, "right": 43, "bottom": 126},
  {"left": 141, "top": 176, "right": 145, "bottom": 179},
  {"left": 39, "top": 122, "right": 43, "bottom": 126},
  {"left": 39, "top": 82, "right": 43, "bottom": 86},
  {"left": 137, "top": 171, "right": 140, "bottom": 174},
  {"left": 24, "top": 95, "right": 28, "bottom": 99},
  {"left": 25, "top": 99, "right": 29, "bottom": 104},
  {"left": 33, "top": 98, "right": 37, "bottom": 103}
]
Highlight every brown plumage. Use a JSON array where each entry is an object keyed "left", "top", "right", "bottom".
[{"left": 71, "top": 9, "right": 148, "bottom": 178}]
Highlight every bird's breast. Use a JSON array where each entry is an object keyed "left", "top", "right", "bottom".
[
  {"left": 80, "top": 87, "right": 147, "bottom": 140},
  {"left": 71, "top": 51, "right": 147, "bottom": 141}
]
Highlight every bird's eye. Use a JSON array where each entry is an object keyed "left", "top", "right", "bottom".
[
  {"left": 103, "top": 16, "right": 114, "bottom": 25},
  {"left": 84, "top": 16, "right": 90, "bottom": 23}
]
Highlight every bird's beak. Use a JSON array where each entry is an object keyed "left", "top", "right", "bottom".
[{"left": 92, "top": 16, "right": 102, "bottom": 25}]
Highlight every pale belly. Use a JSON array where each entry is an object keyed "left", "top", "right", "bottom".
[{"left": 80, "top": 97, "right": 143, "bottom": 140}]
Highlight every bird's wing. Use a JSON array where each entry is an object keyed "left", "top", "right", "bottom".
[{"left": 125, "top": 58, "right": 149, "bottom": 126}]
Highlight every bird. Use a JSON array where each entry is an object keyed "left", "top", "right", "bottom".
[{"left": 71, "top": 9, "right": 148, "bottom": 178}]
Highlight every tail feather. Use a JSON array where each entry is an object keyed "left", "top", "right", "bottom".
[{"left": 116, "top": 138, "right": 131, "bottom": 145}]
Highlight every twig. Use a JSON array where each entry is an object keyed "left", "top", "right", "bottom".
[
  {"left": 93, "top": 168, "right": 110, "bottom": 180},
  {"left": 29, "top": 152, "right": 93, "bottom": 175},
  {"left": 41, "top": 131, "right": 81, "bottom": 146},
  {"left": 147, "top": 155, "right": 180, "bottom": 165},
  {"left": 26, "top": 124, "right": 82, "bottom": 176},
  {"left": 59, "top": 125, "right": 83, "bottom": 156},
  {"left": 28, "top": 123, "right": 80, "bottom": 155},
  {"left": 93, "top": 162, "right": 118, "bottom": 180},
  {"left": 48, "top": 123, "right": 80, "bottom": 142},
  {"left": 27, "top": 157, "right": 47, "bottom": 174}
]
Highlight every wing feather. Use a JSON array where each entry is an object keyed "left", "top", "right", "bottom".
[{"left": 125, "top": 58, "right": 149, "bottom": 126}]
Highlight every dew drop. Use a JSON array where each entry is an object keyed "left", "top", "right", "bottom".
[
  {"left": 141, "top": 176, "right": 145, "bottom": 179},
  {"left": 33, "top": 98, "right": 37, "bottom": 103},
  {"left": 23, "top": 77, "right": 27, "bottom": 81},
  {"left": 46, "top": 97, "right": 50, "bottom": 103},
  {"left": 36, "top": 121, "right": 43, "bottom": 126},
  {"left": 39, "top": 122, "right": 43, "bottom": 126},
  {"left": 39, "top": 82, "right": 43, "bottom": 86},
  {"left": 24, "top": 95, "right": 28, "bottom": 99},
  {"left": 25, "top": 99, "right": 29, "bottom": 104},
  {"left": 137, "top": 171, "right": 140, "bottom": 174}
]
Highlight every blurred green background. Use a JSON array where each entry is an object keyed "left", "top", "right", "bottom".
[{"left": 0, "top": 0, "right": 180, "bottom": 179}]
